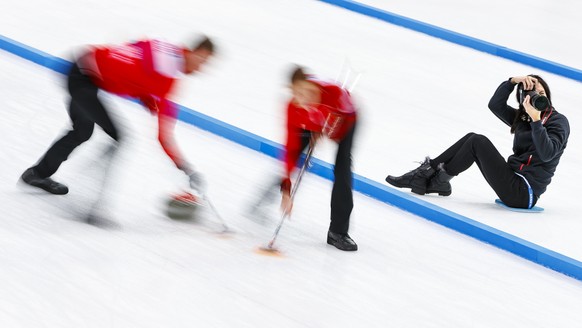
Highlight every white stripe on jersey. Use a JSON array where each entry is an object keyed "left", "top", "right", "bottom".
[{"left": 152, "top": 40, "right": 184, "bottom": 78}]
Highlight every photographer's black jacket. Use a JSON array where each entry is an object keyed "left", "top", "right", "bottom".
[{"left": 488, "top": 79, "right": 570, "bottom": 197}]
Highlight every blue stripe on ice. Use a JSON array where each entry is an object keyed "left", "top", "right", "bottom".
[
  {"left": 317, "top": 0, "right": 582, "bottom": 83},
  {"left": 2, "top": 34, "right": 582, "bottom": 282},
  {"left": 0, "top": 35, "right": 71, "bottom": 74}
]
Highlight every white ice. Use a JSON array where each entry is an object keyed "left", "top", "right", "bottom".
[
  {"left": 1, "top": 0, "right": 582, "bottom": 327},
  {"left": 358, "top": 0, "right": 582, "bottom": 69}
]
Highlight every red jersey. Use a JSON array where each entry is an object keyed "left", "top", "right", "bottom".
[
  {"left": 77, "top": 39, "right": 188, "bottom": 169},
  {"left": 284, "top": 78, "right": 357, "bottom": 178}
]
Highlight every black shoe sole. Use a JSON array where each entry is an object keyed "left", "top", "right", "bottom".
[
  {"left": 19, "top": 179, "right": 69, "bottom": 195},
  {"left": 38, "top": 184, "right": 68, "bottom": 195},
  {"left": 327, "top": 236, "right": 358, "bottom": 251},
  {"left": 23, "top": 181, "right": 68, "bottom": 195},
  {"left": 86, "top": 213, "right": 119, "bottom": 228},
  {"left": 386, "top": 177, "right": 427, "bottom": 195},
  {"left": 425, "top": 189, "right": 452, "bottom": 196}
]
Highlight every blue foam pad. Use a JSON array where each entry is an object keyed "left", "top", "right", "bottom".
[{"left": 495, "top": 199, "right": 544, "bottom": 213}]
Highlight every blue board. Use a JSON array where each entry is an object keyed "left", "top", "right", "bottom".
[{"left": 495, "top": 199, "right": 544, "bottom": 213}]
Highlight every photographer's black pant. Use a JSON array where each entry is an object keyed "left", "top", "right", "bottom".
[
  {"left": 298, "top": 124, "right": 356, "bottom": 234},
  {"left": 432, "top": 133, "right": 535, "bottom": 208},
  {"left": 33, "top": 63, "right": 119, "bottom": 178}
]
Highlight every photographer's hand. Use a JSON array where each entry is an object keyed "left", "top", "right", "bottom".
[
  {"left": 511, "top": 76, "right": 538, "bottom": 90},
  {"left": 523, "top": 95, "right": 541, "bottom": 122}
]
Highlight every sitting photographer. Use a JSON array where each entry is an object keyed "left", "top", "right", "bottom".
[{"left": 385, "top": 75, "right": 569, "bottom": 209}]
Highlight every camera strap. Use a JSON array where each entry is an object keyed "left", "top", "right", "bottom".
[
  {"left": 541, "top": 107, "right": 554, "bottom": 125},
  {"left": 515, "top": 172, "right": 534, "bottom": 209}
]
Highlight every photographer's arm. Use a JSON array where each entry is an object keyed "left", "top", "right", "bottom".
[
  {"left": 531, "top": 116, "right": 570, "bottom": 162},
  {"left": 488, "top": 78, "right": 518, "bottom": 126}
]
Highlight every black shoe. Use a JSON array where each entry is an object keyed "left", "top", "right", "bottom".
[
  {"left": 86, "top": 213, "right": 118, "bottom": 228},
  {"left": 426, "top": 164, "right": 454, "bottom": 196},
  {"left": 20, "top": 168, "right": 68, "bottom": 195},
  {"left": 327, "top": 231, "right": 358, "bottom": 251},
  {"left": 385, "top": 157, "right": 436, "bottom": 195}
]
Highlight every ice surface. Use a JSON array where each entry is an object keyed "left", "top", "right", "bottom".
[{"left": 1, "top": 0, "right": 582, "bottom": 326}]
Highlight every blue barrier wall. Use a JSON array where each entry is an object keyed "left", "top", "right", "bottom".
[
  {"left": 2, "top": 33, "right": 582, "bottom": 281},
  {"left": 318, "top": 0, "right": 582, "bottom": 83}
]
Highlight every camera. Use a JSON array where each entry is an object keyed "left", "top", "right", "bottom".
[{"left": 518, "top": 83, "right": 549, "bottom": 111}]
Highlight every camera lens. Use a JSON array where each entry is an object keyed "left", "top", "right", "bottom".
[
  {"left": 527, "top": 91, "right": 549, "bottom": 111},
  {"left": 518, "top": 83, "right": 550, "bottom": 111}
]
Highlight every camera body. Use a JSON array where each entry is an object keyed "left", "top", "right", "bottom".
[{"left": 518, "top": 83, "right": 549, "bottom": 111}]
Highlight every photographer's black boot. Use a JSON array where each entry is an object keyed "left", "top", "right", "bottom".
[
  {"left": 385, "top": 157, "right": 436, "bottom": 195},
  {"left": 426, "top": 165, "right": 454, "bottom": 196}
]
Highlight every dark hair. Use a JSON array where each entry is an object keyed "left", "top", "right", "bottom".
[
  {"left": 290, "top": 66, "right": 307, "bottom": 84},
  {"left": 193, "top": 36, "right": 215, "bottom": 54},
  {"left": 511, "top": 74, "right": 552, "bottom": 133}
]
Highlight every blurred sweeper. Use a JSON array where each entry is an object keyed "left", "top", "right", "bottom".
[
  {"left": 280, "top": 66, "right": 359, "bottom": 251},
  {"left": 21, "top": 36, "right": 215, "bottom": 213}
]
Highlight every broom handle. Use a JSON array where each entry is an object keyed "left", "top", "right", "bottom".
[{"left": 267, "top": 141, "right": 316, "bottom": 248}]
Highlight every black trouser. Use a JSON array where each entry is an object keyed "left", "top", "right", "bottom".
[
  {"left": 432, "top": 133, "right": 534, "bottom": 208},
  {"left": 298, "top": 123, "right": 356, "bottom": 234},
  {"left": 33, "top": 63, "right": 119, "bottom": 178}
]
